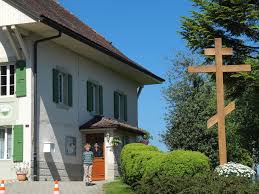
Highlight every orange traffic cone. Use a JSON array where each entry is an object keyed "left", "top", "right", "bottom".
[
  {"left": 53, "top": 180, "right": 60, "bottom": 194},
  {"left": 0, "top": 180, "right": 6, "bottom": 194}
]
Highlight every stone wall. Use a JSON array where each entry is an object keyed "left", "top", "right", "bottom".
[{"left": 32, "top": 160, "right": 83, "bottom": 181}]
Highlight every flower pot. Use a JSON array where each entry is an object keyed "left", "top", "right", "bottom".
[
  {"left": 140, "top": 140, "right": 149, "bottom": 145},
  {"left": 16, "top": 173, "right": 27, "bottom": 181}
]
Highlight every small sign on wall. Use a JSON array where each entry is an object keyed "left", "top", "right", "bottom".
[
  {"left": 0, "top": 101, "right": 17, "bottom": 125},
  {"left": 43, "top": 142, "right": 55, "bottom": 153},
  {"left": 65, "top": 136, "right": 76, "bottom": 156}
]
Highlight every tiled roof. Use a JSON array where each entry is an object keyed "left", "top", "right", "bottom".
[
  {"left": 4, "top": 0, "right": 164, "bottom": 82},
  {"left": 80, "top": 115, "right": 146, "bottom": 135}
]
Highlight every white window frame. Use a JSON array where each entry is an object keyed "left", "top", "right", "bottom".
[
  {"left": 0, "top": 127, "right": 12, "bottom": 160},
  {"left": 0, "top": 64, "right": 15, "bottom": 97}
]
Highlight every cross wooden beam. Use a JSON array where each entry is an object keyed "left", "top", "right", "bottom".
[{"left": 188, "top": 38, "right": 251, "bottom": 165}]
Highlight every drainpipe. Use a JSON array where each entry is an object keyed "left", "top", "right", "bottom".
[
  {"left": 33, "top": 31, "right": 62, "bottom": 181},
  {"left": 137, "top": 86, "right": 144, "bottom": 99},
  {"left": 136, "top": 86, "right": 143, "bottom": 127}
]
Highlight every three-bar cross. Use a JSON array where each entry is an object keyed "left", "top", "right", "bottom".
[{"left": 188, "top": 38, "right": 251, "bottom": 165}]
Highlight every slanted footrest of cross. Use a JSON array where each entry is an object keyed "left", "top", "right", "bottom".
[{"left": 207, "top": 101, "right": 235, "bottom": 128}]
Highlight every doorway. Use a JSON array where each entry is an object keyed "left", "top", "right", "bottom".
[{"left": 85, "top": 133, "right": 105, "bottom": 181}]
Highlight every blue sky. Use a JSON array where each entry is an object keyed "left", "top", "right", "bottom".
[{"left": 59, "top": 0, "right": 193, "bottom": 150}]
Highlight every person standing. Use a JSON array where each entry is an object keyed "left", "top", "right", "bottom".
[
  {"left": 93, "top": 143, "right": 103, "bottom": 157},
  {"left": 82, "top": 143, "right": 94, "bottom": 185}
]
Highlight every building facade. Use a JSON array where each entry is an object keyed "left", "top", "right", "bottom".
[{"left": 0, "top": 0, "right": 163, "bottom": 181}]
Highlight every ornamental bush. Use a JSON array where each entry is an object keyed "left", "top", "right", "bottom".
[
  {"left": 134, "top": 172, "right": 259, "bottom": 194},
  {"left": 160, "top": 150, "right": 210, "bottom": 177},
  {"left": 120, "top": 143, "right": 161, "bottom": 185},
  {"left": 215, "top": 162, "right": 256, "bottom": 178},
  {"left": 120, "top": 143, "right": 210, "bottom": 186}
]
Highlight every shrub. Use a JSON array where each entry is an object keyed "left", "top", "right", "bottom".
[
  {"left": 120, "top": 143, "right": 160, "bottom": 185},
  {"left": 134, "top": 172, "right": 259, "bottom": 194},
  {"left": 215, "top": 162, "right": 256, "bottom": 178},
  {"left": 143, "top": 150, "right": 210, "bottom": 179},
  {"left": 228, "top": 147, "right": 254, "bottom": 167},
  {"left": 160, "top": 150, "right": 210, "bottom": 177},
  {"left": 120, "top": 144, "right": 210, "bottom": 186}
]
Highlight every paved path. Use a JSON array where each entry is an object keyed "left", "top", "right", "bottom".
[{"left": 6, "top": 181, "right": 105, "bottom": 194}]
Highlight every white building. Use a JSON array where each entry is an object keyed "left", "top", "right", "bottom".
[{"left": 0, "top": 0, "right": 163, "bottom": 181}]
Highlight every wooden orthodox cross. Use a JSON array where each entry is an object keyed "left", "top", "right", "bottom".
[{"left": 188, "top": 38, "right": 251, "bottom": 165}]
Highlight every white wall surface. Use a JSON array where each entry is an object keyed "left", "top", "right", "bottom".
[
  {"left": 0, "top": 0, "right": 141, "bottom": 180},
  {"left": 36, "top": 40, "right": 139, "bottom": 173},
  {"left": 0, "top": 0, "right": 35, "bottom": 26},
  {"left": 0, "top": 30, "right": 33, "bottom": 180}
]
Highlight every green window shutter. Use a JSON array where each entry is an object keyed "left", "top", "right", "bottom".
[
  {"left": 13, "top": 125, "right": 23, "bottom": 162},
  {"left": 53, "top": 69, "right": 59, "bottom": 103},
  {"left": 15, "top": 60, "right": 26, "bottom": 97},
  {"left": 99, "top": 85, "right": 103, "bottom": 115},
  {"left": 68, "top": 74, "right": 73, "bottom": 107},
  {"left": 114, "top": 91, "right": 119, "bottom": 119},
  {"left": 124, "top": 95, "right": 128, "bottom": 122},
  {"left": 87, "top": 81, "right": 93, "bottom": 112}
]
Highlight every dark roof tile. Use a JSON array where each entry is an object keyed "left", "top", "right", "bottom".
[
  {"left": 5, "top": 0, "right": 164, "bottom": 82},
  {"left": 80, "top": 115, "right": 146, "bottom": 135}
]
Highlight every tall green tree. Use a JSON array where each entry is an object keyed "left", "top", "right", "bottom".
[
  {"left": 162, "top": 53, "right": 219, "bottom": 166},
  {"left": 227, "top": 58, "right": 259, "bottom": 163},
  {"left": 180, "top": 0, "right": 258, "bottom": 63},
  {"left": 170, "top": 0, "right": 259, "bottom": 165},
  {"left": 162, "top": 53, "right": 254, "bottom": 167}
]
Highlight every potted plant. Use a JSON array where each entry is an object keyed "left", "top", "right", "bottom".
[
  {"left": 111, "top": 136, "right": 122, "bottom": 147},
  {"left": 14, "top": 162, "right": 29, "bottom": 181},
  {"left": 137, "top": 130, "right": 153, "bottom": 145}
]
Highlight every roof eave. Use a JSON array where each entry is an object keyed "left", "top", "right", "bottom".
[{"left": 40, "top": 16, "right": 165, "bottom": 84}]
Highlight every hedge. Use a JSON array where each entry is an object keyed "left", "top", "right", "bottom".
[
  {"left": 134, "top": 172, "right": 259, "bottom": 194},
  {"left": 120, "top": 143, "right": 162, "bottom": 185},
  {"left": 120, "top": 143, "right": 210, "bottom": 186},
  {"left": 159, "top": 150, "right": 211, "bottom": 177}
]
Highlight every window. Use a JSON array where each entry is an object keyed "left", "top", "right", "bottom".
[
  {"left": 53, "top": 69, "right": 72, "bottom": 107},
  {"left": 65, "top": 136, "right": 76, "bottom": 156},
  {"left": 0, "top": 128, "right": 12, "bottom": 160},
  {"left": 58, "top": 72, "right": 65, "bottom": 104},
  {"left": 87, "top": 81, "right": 103, "bottom": 115},
  {"left": 114, "top": 91, "right": 127, "bottom": 121},
  {"left": 0, "top": 64, "right": 15, "bottom": 96}
]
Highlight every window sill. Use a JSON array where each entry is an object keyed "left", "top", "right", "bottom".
[
  {"left": 90, "top": 111, "right": 101, "bottom": 117},
  {"left": 56, "top": 103, "right": 71, "bottom": 110},
  {"left": 0, "top": 95, "right": 15, "bottom": 99},
  {"left": 0, "top": 159, "right": 12, "bottom": 161}
]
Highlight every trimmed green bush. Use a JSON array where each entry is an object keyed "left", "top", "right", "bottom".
[
  {"left": 121, "top": 143, "right": 259, "bottom": 194},
  {"left": 143, "top": 150, "right": 210, "bottom": 179},
  {"left": 121, "top": 143, "right": 161, "bottom": 185},
  {"left": 120, "top": 143, "right": 210, "bottom": 186},
  {"left": 134, "top": 172, "right": 259, "bottom": 194},
  {"left": 160, "top": 150, "right": 210, "bottom": 177}
]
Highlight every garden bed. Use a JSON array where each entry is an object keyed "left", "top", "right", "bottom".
[{"left": 119, "top": 143, "right": 259, "bottom": 194}]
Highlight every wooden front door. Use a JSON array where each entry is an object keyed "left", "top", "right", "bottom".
[{"left": 85, "top": 133, "right": 105, "bottom": 181}]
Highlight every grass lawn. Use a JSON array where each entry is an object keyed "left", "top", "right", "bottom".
[{"left": 103, "top": 179, "right": 134, "bottom": 194}]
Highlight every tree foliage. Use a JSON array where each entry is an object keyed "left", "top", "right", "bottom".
[
  {"left": 162, "top": 53, "right": 256, "bottom": 167},
  {"left": 162, "top": 53, "right": 219, "bottom": 167},
  {"left": 180, "top": 0, "right": 259, "bottom": 63},
  {"left": 161, "top": 0, "right": 259, "bottom": 167}
]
